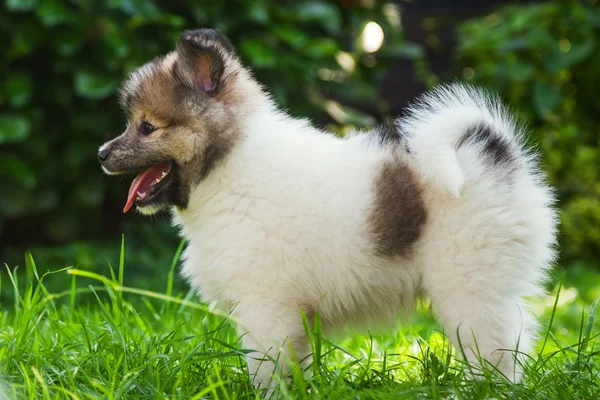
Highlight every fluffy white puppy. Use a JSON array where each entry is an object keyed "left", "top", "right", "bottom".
[{"left": 98, "top": 29, "right": 557, "bottom": 389}]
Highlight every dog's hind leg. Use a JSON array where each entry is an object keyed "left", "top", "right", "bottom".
[
  {"left": 424, "top": 271, "right": 537, "bottom": 381},
  {"left": 420, "top": 174, "right": 556, "bottom": 381}
]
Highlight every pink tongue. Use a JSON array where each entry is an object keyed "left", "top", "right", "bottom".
[{"left": 123, "top": 161, "right": 171, "bottom": 213}]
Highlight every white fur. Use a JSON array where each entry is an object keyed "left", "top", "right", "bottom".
[{"left": 171, "top": 84, "right": 557, "bottom": 388}]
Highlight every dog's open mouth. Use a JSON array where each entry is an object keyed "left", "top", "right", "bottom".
[{"left": 123, "top": 161, "right": 172, "bottom": 213}]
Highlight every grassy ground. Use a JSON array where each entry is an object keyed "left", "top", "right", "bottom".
[{"left": 1, "top": 241, "right": 599, "bottom": 399}]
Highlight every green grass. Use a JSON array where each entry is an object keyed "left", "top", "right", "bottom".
[{"left": 1, "top": 240, "right": 599, "bottom": 399}]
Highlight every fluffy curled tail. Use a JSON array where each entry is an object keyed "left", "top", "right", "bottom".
[{"left": 398, "top": 83, "right": 524, "bottom": 197}]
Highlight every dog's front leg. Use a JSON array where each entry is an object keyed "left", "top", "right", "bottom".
[{"left": 234, "top": 297, "right": 311, "bottom": 393}]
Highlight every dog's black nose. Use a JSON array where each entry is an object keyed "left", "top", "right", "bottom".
[{"left": 97, "top": 148, "right": 110, "bottom": 163}]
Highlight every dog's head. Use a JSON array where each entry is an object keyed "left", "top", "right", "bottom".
[{"left": 98, "top": 29, "right": 256, "bottom": 215}]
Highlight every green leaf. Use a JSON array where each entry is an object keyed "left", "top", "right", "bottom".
[
  {"left": 3, "top": 72, "right": 33, "bottom": 108},
  {"left": 36, "top": 0, "right": 72, "bottom": 27},
  {"left": 128, "top": 0, "right": 160, "bottom": 17},
  {"left": 74, "top": 176, "right": 105, "bottom": 207},
  {"left": 7, "top": 20, "right": 44, "bottom": 58},
  {"left": 74, "top": 71, "right": 118, "bottom": 100},
  {"left": 303, "top": 38, "right": 339, "bottom": 58},
  {"left": 509, "top": 62, "right": 535, "bottom": 83},
  {"left": 379, "top": 41, "right": 424, "bottom": 59},
  {"left": 329, "top": 81, "right": 378, "bottom": 102},
  {"left": 240, "top": 39, "right": 276, "bottom": 68},
  {"left": 533, "top": 81, "right": 562, "bottom": 116},
  {"left": 52, "top": 29, "right": 84, "bottom": 56},
  {"left": 296, "top": 1, "right": 342, "bottom": 35},
  {"left": 546, "top": 39, "right": 596, "bottom": 73},
  {"left": 31, "top": 188, "right": 58, "bottom": 212},
  {"left": 0, "top": 154, "right": 36, "bottom": 188},
  {"left": 105, "top": 29, "right": 131, "bottom": 59},
  {"left": 0, "top": 113, "right": 31, "bottom": 144},
  {"left": 273, "top": 26, "right": 309, "bottom": 49},
  {"left": 565, "top": 39, "right": 596, "bottom": 66},
  {"left": 162, "top": 13, "right": 185, "bottom": 28},
  {"left": 6, "top": 0, "right": 38, "bottom": 12},
  {"left": 248, "top": 1, "right": 269, "bottom": 24},
  {"left": 0, "top": 185, "right": 31, "bottom": 217},
  {"left": 501, "top": 38, "right": 530, "bottom": 52}
]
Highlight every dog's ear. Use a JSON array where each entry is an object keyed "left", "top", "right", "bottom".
[{"left": 175, "top": 29, "right": 234, "bottom": 96}]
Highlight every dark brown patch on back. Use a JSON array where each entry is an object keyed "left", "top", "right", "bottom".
[{"left": 368, "top": 158, "right": 428, "bottom": 258}]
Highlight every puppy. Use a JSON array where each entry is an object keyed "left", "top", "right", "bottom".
[{"left": 98, "top": 29, "right": 557, "bottom": 389}]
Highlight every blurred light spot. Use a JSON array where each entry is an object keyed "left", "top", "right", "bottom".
[
  {"left": 360, "top": 0, "right": 375, "bottom": 8},
  {"left": 383, "top": 3, "right": 401, "bottom": 28},
  {"left": 545, "top": 286, "right": 578, "bottom": 308},
  {"left": 318, "top": 68, "right": 344, "bottom": 82},
  {"left": 559, "top": 38, "right": 571, "bottom": 52},
  {"left": 325, "top": 100, "right": 348, "bottom": 123},
  {"left": 324, "top": 100, "right": 376, "bottom": 126},
  {"left": 409, "top": 341, "right": 421, "bottom": 356},
  {"left": 462, "top": 67, "right": 475, "bottom": 80},
  {"left": 363, "top": 54, "right": 376, "bottom": 67},
  {"left": 318, "top": 68, "right": 335, "bottom": 81},
  {"left": 361, "top": 21, "right": 384, "bottom": 53},
  {"left": 335, "top": 51, "right": 356, "bottom": 72},
  {"left": 428, "top": 331, "right": 448, "bottom": 348}
]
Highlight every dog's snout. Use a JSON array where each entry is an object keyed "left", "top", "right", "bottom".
[{"left": 97, "top": 148, "right": 110, "bottom": 163}]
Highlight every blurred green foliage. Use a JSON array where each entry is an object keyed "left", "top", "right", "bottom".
[
  {"left": 2, "top": 0, "right": 599, "bottom": 284},
  {"left": 0, "top": 1, "right": 415, "bottom": 270},
  {"left": 455, "top": 0, "right": 600, "bottom": 267}
]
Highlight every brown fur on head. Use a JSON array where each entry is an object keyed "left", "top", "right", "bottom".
[{"left": 98, "top": 29, "right": 259, "bottom": 214}]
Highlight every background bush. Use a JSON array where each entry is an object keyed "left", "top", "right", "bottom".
[
  {"left": 1, "top": 0, "right": 599, "bottom": 292},
  {"left": 454, "top": 0, "right": 600, "bottom": 267}
]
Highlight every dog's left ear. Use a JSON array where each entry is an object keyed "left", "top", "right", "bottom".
[{"left": 175, "top": 29, "right": 234, "bottom": 96}]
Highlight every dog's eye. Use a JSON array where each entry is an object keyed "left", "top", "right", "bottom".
[{"left": 140, "top": 121, "right": 156, "bottom": 136}]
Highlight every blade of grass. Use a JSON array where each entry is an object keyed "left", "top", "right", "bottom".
[
  {"left": 161, "top": 239, "right": 186, "bottom": 315},
  {"left": 119, "top": 234, "right": 125, "bottom": 287},
  {"left": 167, "top": 239, "right": 185, "bottom": 298},
  {"left": 66, "top": 269, "right": 236, "bottom": 321},
  {"left": 70, "top": 273, "right": 76, "bottom": 310},
  {"left": 540, "top": 281, "right": 562, "bottom": 356},
  {"left": 581, "top": 296, "right": 599, "bottom": 353},
  {"left": 5, "top": 264, "right": 21, "bottom": 313}
]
